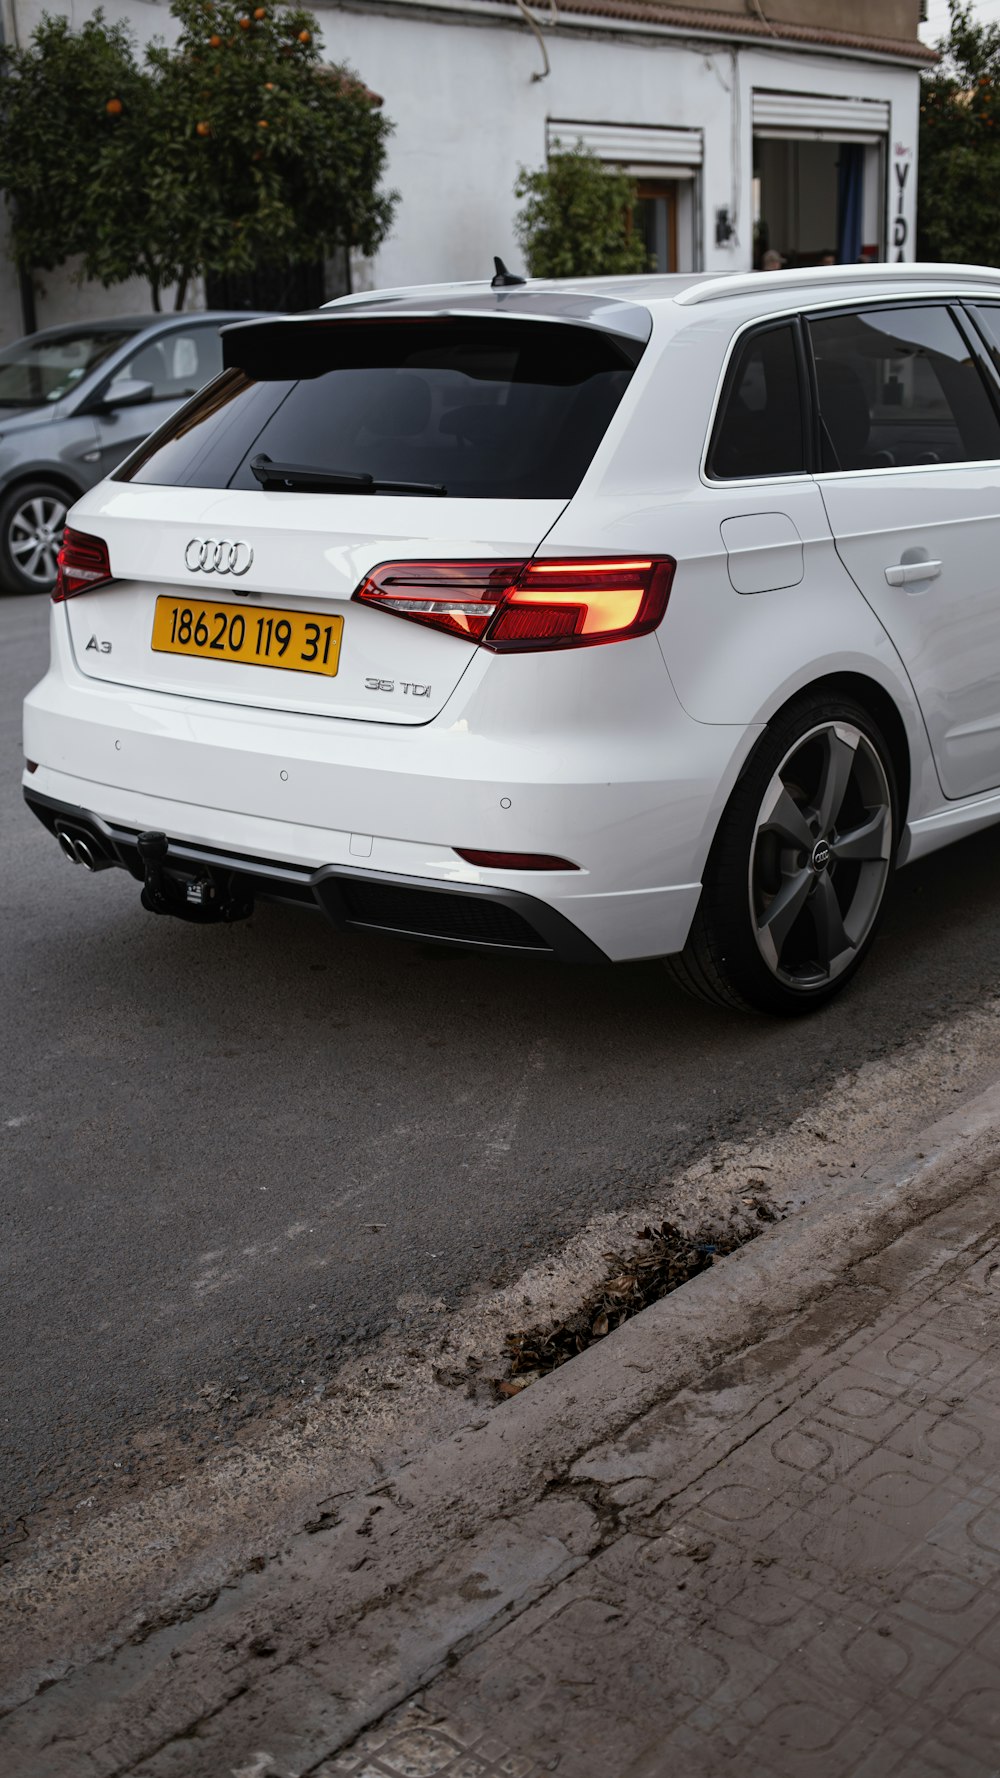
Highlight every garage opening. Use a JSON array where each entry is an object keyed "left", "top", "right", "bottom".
[{"left": 752, "top": 90, "right": 887, "bottom": 269}]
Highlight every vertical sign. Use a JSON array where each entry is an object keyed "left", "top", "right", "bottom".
[{"left": 892, "top": 141, "right": 915, "bottom": 262}]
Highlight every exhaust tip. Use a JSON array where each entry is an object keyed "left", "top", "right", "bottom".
[
  {"left": 57, "top": 829, "right": 80, "bottom": 865},
  {"left": 75, "top": 838, "right": 97, "bottom": 872}
]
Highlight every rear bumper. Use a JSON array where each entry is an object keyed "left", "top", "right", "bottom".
[
  {"left": 25, "top": 788, "right": 608, "bottom": 962},
  {"left": 23, "top": 607, "right": 759, "bottom": 961}
]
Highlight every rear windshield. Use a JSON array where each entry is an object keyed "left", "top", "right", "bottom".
[{"left": 116, "top": 317, "right": 644, "bottom": 499}]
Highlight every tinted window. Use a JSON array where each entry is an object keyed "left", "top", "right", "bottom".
[
  {"left": 112, "top": 326, "right": 223, "bottom": 402},
  {"left": 707, "top": 324, "right": 805, "bottom": 480},
  {"left": 808, "top": 305, "right": 1000, "bottom": 471},
  {"left": 968, "top": 303, "right": 1000, "bottom": 379},
  {"left": 0, "top": 328, "right": 134, "bottom": 408},
  {"left": 118, "top": 319, "right": 642, "bottom": 499}
]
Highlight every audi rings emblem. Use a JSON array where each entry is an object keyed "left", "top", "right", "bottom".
[{"left": 184, "top": 538, "right": 254, "bottom": 576}]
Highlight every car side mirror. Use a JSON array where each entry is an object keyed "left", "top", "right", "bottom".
[{"left": 96, "top": 377, "right": 155, "bottom": 413}]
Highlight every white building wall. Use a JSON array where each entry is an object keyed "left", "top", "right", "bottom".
[
  {"left": 0, "top": 0, "right": 921, "bottom": 336},
  {"left": 316, "top": 8, "right": 740, "bottom": 284},
  {"left": 310, "top": 8, "right": 920, "bottom": 286}
]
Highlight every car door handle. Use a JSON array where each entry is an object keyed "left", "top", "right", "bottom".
[{"left": 884, "top": 560, "right": 942, "bottom": 586}]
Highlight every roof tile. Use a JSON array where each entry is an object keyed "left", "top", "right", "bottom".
[{"left": 474, "top": 0, "right": 933, "bottom": 63}]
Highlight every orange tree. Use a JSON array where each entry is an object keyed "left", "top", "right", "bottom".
[
  {"left": 0, "top": 15, "right": 159, "bottom": 294},
  {"left": 0, "top": 1, "right": 396, "bottom": 311},
  {"left": 918, "top": 0, "right": 1000, "bottom": 263}
]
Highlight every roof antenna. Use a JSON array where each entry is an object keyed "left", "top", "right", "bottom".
[{"left": 491, "top": 256, "right": 527, "bottom": 288}]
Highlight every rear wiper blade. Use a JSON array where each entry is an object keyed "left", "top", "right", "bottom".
[
  {"left": 250, "top": 454, "right": 370, "bottom": 491},
  {"left": 250, "top": 454, "right": 447, "bottom": 496}
]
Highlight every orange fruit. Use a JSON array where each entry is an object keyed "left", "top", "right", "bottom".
[
  {"left": 238, "top": 15, "right": 251, "bottom": 27},
  {"left": 264, "top": 80, "right": 275, "bottom": 89},
  {"left": 209, "top": 33, "right": 221, "bottom": 45},
  {"left": 196, "top": 120, "right": 211, "bottom": 136},
  {"left": 258, "top": 117, "right": 269, "bottom": 127},
  {"left": 298, "top": 28, "right": 310, "bottom": 42},
  {"left": 105, "top": 97, "right": 123, "bottom": 115},
  {"left": 254, "top": 6, "right": 266, "bottom": 15}
]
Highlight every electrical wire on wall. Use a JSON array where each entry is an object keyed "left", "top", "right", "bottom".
[
  {"left": 511, "top": 0, "right": 557, "bottom": 81},
  {"left": 747, "top": 0, "right": 777, "bottom": 33}
]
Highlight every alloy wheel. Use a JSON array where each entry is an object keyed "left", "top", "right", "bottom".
[
  {"left": 748, "top": 720, "right": 892, "bottom": 991},
  {"left": 8, "top": 493, "right": 68, "bottom": 589}
]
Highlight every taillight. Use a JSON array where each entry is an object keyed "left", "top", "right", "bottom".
[
  {"left": 353, "top": 557, "right": 674, "bottom": 650},
  {"left": 52, "top": 528, "right": 113, "bottom": 602},
  {"left": 353, "top": 560, "right": 523, "bottom": 643}
]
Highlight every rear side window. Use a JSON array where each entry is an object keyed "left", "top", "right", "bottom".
[
  {"left": 117, "top": 318, "right": 643, "bottom": 499},
  {"left": 707, "top": 323, "right": 806, "bottom": 480},
  {"left": 808, "top": 304, "right": 1000, "bottom": 470}
]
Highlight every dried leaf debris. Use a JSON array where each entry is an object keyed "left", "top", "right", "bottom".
[{"left": 505, "top": 1196, "right": 777, "bottom": 1382}]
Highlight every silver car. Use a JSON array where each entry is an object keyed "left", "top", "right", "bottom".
[{"left": 0, "top": 314, "right": 253, "bottom": 595}]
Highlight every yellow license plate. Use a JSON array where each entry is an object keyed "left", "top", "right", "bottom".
[{"left": 151, "top": 597, "right": 343, "bottom": 677}]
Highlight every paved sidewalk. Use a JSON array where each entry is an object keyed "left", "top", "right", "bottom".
[
  {"left": 321, "top": 1176, "right": 1000, "bottom": 1778},
  {"left": 6, "top": 1091, "right": 1000, "bottom": 1777}
]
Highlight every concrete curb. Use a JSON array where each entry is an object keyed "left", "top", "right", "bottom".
[
  {"left": 367, "top": 1070, "right": 1000, "bottom": 1531},
  {"left": 4, "top": 1074, "right": 1000, "bottom": 1775}
]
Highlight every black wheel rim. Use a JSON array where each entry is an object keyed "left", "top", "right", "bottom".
[{"left": 748, "top": 721, "right": 892, "bottom": 992}]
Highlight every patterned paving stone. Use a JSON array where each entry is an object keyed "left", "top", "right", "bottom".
[
  {"left": 365, "top": 1220, "right": 1000, "bottom": 1778},
  {"left": 319, "top": 1703, "right": 548, "bottom": 1777}
]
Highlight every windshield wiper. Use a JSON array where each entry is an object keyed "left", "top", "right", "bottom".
[{"left": 250, "top": 454, "right": 447, "bottom": 496}]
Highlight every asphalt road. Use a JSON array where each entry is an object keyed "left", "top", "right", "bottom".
[{"left": 4, "top": 593, "right": 1000, "bottom": 1537}]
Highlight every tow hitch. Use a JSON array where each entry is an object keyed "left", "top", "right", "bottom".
[{"left": 137, "top": 831, "right": 254, "bottom": 925}]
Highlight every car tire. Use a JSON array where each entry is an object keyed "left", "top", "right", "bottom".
[
  {"left": 667, "top": 692, "right": 899, "bottom": 1016},
  {"left": 0, "top": 480, "right": 71, "bottom": 595}
]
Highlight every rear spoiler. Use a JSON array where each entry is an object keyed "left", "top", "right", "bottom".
[{"left": 221, "top": 301, "right": 652, "bottom": 380}]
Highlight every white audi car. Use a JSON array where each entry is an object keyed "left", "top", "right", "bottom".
[{"left": 22, "top": 263, "right": 1000, "bottom": 1013}]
